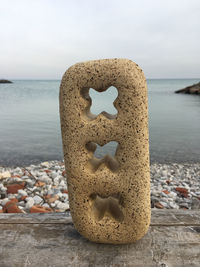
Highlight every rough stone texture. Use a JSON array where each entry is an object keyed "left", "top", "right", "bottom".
[{"left": 59, "top": 58, "right": 150, "bottom": 244}]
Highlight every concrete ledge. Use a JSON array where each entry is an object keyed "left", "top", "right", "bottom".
[{"left": 0, "top": 210, "right": 200, "bottom": 266}]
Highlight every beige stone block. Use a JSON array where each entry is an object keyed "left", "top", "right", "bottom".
[{"left": 59, "top": 58, "right": 150, "bottom": 244}]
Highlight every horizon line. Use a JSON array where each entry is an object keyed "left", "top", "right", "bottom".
[{"left": 3, "top": 77, "right": 200, "bottom": 81}]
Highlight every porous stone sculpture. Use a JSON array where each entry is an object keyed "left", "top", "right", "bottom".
[{"left": 59, "top": 58, "right": 150, "bottom": 244}]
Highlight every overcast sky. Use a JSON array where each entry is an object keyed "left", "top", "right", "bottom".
[{"left": 1, "top": 0, "right": 200, "bottom": 79}]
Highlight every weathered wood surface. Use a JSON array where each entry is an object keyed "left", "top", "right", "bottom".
[{"left": 0, "top": 210, "right": 199, "bottom": 267}]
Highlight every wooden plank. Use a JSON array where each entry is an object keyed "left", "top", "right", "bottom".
[
  {"left": 0, "top": 210, "right": 199, "bottom": 267},
  {"left": 0, "top": 209, "right": 199, "bottom": 225},
  {"left": 150, "top": 209, "right": 200, "bottom": 226},
  {"left": 0, "top": 211, "right": 72, "bottom": 224}
]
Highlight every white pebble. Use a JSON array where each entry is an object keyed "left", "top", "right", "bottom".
[
  {"left": 159, "top": 201, "right": 168, "bottom": 208},
  {"left": 41, "top": 162, "right": 49, "bottom": 167},
  {"left": 0, "top": 171, "right": 11, "bottom": 179},
  {"left": 54, "top": 165, "right": 60, "bottom": 170},
  {"left": 54, "top": 177, "right": 60, "bottom": 185},
  {"left": 25, "top": 179, "right": 35, "bottom": 186},
  {"left": 0, "top": 184, "right": 7, "bottom": 192},
  {"left": 39, "top": 175, "right": 51, "bottom": 184},
  {"left": 190, "top": 192, "right": 197, "bottom": 197},
  {"left": 18, "top": 201, "right": 26, "bottom": 207},
  {"left": 18, "top": 206, "right": 25, "bottom": 212},
  {"left": 59, "top": 180, "right": 66, "bottom": 187},
  {"left": 62, "top": 193, "right": 68, "bottom": 199},
  {"left": 179, "top": 203, "right": 189, "bottom": 209},
  {"left": 56, "top": 201, "right": 69, "bottom": 211},
  {"left": 18, "top": 189, "right": 28, "bottom": 197},
  {"left": 14, "top": 167, "right": 23, "bottom": 173},
  {"left": 21, "top": 176, "right": 29, "bottom": 180},
  {"left": 42, "top": 203, "right": 50, "bottom": 208},
  {"left": 161, "top": 170, "right": 168, "bottom": 177},
  {"left": 51, "top": 172, "right": 58, "bottom": 179},
  {"left": 25, "top": 197, "right": 34, "bottom": 209},
  {"left": 33, "top": 195, "right": 43, "bottom": 205},
  {"left": 8, "top": 193, "right": 18, "bottom": 199},
  {"left": 1, "top": 198, "right": 9, "bottom": 206},
  {"left": 168, "top": 192, "right": 177, "bottom": 198},
  {"left": 12, "top": 178, "right": 22, "bottom": 182},
  {"left": 27, "top": 186, "right": 38, "bottom": 192},
  {"left": 55, "top": 200, "right": 60, "bottom": 205},
  {"left": 57, "top": 192, "right": 63, "bottom": 198},
  {"left": 169, "top": 202, "right": 178, "bottom": 209}
]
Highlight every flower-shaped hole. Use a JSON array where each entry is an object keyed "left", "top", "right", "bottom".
[
  {"left": 90, "top": 193, "right": 124, "bottom": 222},
  {"left": 81, "top": 86, "right": 118, "bottom": 120},
  {"left": 86, "top": 141, "right": 119, "bottom": 172}
]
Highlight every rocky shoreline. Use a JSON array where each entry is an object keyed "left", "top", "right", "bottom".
[
  {"left": 175, "top": 81, "right": 200, "bottom": 94},
  {"left": 0, "top": 79, "right": 13, "bottom": 83},
  {"left": 0, "top": 160, "right": 199, "bottom": 213}
]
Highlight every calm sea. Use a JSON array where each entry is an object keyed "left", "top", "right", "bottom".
[{"left": 0, "top": 79, "right": 200, "bottom": 166}]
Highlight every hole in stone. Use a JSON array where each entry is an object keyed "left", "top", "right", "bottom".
[
  {"left": 94, "top": 141, "right": 118, "bottom": 159},
  {"left": 89, "top": 86, "right": 118, "bottom": 115},
  {"left": 81, "top": 86, "right": 118, "bottom": 120},
  {"left": 90, "top": 194, "right": 124, "bottom": 222},
  {"left": 86, "top": 141, "right": 119, "bottom": 172}
]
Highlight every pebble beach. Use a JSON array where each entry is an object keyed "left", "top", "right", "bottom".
[{"left": 0, "top": 161, "right": 199, "bottom": 213}]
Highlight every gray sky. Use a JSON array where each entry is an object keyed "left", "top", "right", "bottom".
[{"left": 1, "top": 0, "right": 200, "bottom": 79}]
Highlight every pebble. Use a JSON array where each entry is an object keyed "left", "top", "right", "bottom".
[
  {"left": 25, "top": 197, "right": 34, "bottom": 209},
  {"left": 169, "top": 202, "right": 179, "bottom": 209},
  {"left": 0, "top": 184, "right": 7, "bottom": 192},
  {"left": 25, "top": 179, "right": 35, "bottom": 186},
  {"left": 51, "top": 172, "right": 58, "bottom": 179},
  {"left": 42, "top": 203, "right": 50, "bottom": 208},
  {"left": 18, "top": 189, "right": 28, "bottom": 197},
  {"left": 38, "top": 175, "right": 51, "bottom": 184},
  {"left": 179, "top": 203, "right": 189, "bottom": 209},
  {"left": 191, "top": 198, "right": 200, "bottom": 209},
  {"left": 54, "top": 177, "right": 60, "bottom": 185},
  {"left": 0, "top": 171, "right": 11, "bottom": 179},
  {"left": 56, "top": 201, "right": 69, "bottom": 211},
  {"left": 18, "top": 201, "right": 26, "bottom": 207},
  {"left": 0, "top": 161, "right": 199, "bottom": 213},
  {"left": 41, "top": 162, "right": 49, "bottom": 167},
  {"left": 159, "top": 201, "right": 168, "bottom": 208},
  {"left": 1, "top": 198, "right": 9, "bottom": 206},
  {"left": 33, "top": 195, "right": 43, "bottom": 205},
  {"left": 151, "top": 163, "right": 200, "bottom": 210}
]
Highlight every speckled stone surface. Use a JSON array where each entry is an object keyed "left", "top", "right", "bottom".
[{"left": 59, "top": 58, "right": 150, "bottom": 244}]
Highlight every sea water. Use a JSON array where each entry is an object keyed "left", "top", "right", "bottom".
[{"left": 0, "top": 79, "right": 199, "bottom": 166}]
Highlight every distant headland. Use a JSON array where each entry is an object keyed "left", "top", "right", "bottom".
[
  {"left": 175, "top": 82, "right": 200, "bottom": 95},
  {"left": 0, "top": 79, "right": 13, "bottom": 83}
]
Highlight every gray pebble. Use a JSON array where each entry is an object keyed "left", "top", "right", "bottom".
[
  {"left": 33, "top": 195, "right": 43, "bottom": 205},
  {"left": 1, "top": 198, "right": 9, "bottom": 206},
  {"left": 56, "top": 201, "right": 69, "bottom": 211},
  {"left": 18, "top": 189, "right": 28, "bottom": 197},
  {"left": 51, "top": 172, "right": 58, "bottom": 179},
  {"left": 159, "top": 201, "right": 168, "bottom": 208},
  {"left": 18, "top": 201, "right": 26, "bottom": 207}
]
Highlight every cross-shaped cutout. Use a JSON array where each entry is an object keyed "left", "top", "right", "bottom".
[
  {"left": 86, "top": 141, "right": 119, "bottom": 172},
  {"left": 81, "top": 86, "right": 118, "bottom": 120},
  {"left": 90, "top": 194, "right": 124, "bottom": 222}
]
